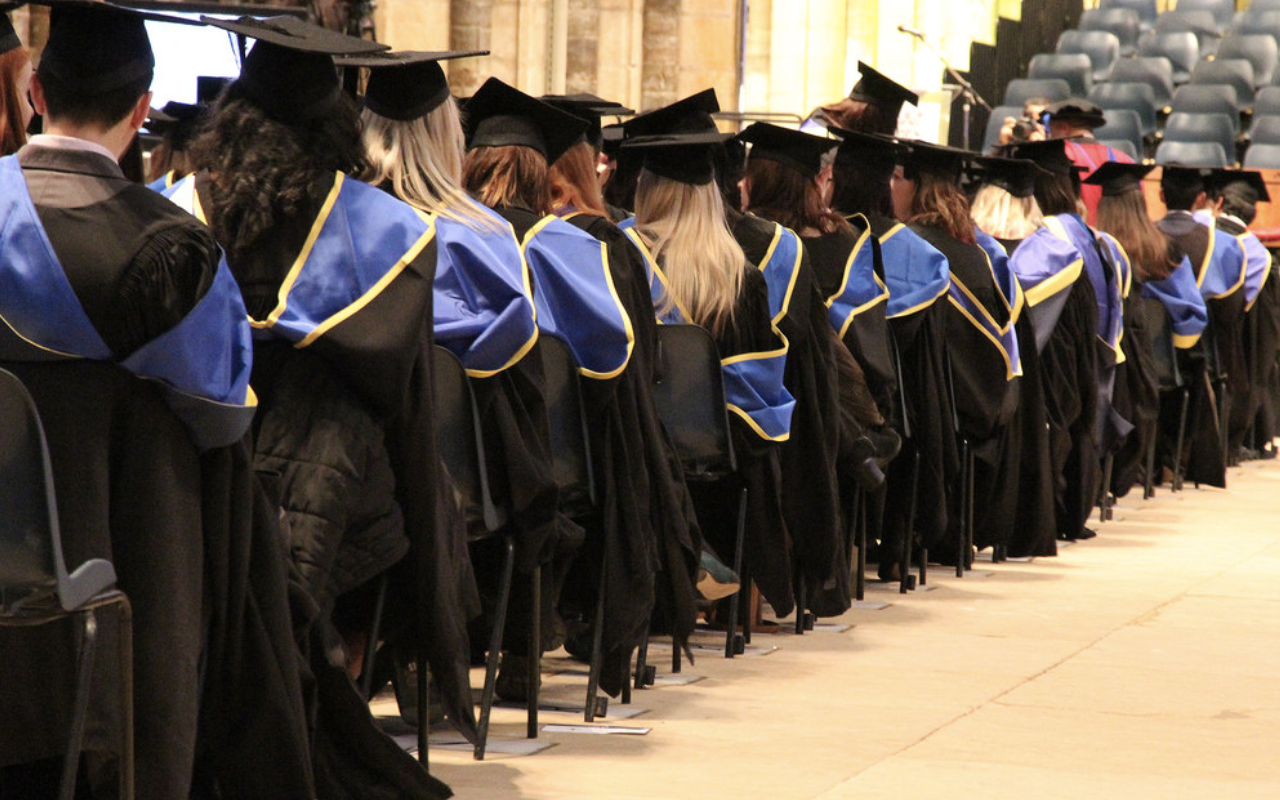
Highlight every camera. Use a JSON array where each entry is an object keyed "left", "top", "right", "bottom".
[{"left": 1010, "top": 116, "right": 1043, "bottom": 142}]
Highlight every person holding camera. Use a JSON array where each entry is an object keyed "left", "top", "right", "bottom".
[{"left": 995, "top": 96, "right": 1050, "bottom": 148}]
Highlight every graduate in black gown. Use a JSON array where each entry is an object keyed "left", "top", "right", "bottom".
[
  {"left": 892, "top": 141, "right": 1022, "bottom": 565},
  {"left": 0, "top": 7, "right": 311, "bottom": 799},
  {"left": 178, "top": 19, "right": 455, "bottom": 799}
]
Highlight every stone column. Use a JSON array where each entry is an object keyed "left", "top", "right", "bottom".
[
  {"left": 566, "top": 0, "right": 600, "bottom": 94},
  {"left": 451, "top": 0, "right": 493, "bottom": 95},
  {"left": 641, "top": 0, "right": 681, "bottom": 110}
]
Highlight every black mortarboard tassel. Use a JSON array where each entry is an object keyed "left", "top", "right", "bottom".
[
  {"left": 1205, "top": 168, "right": 1271, "bottom": 204},
  {"left": 463, "top": 77, "right": 590, "bottom": 164},
  {"left": 738, "top": 122, "right": 838, "bottom": 179},
  {"left": 338, "top": 50, "right": 487, "bottom": 122},
  {"left": 201, "top": 15, "right": 386, "bottom": 124},
  {"left": 623, "top": 88, "right": 720, "bottom": 138},
  {"left": 973, "top": 156, "right": 1047, "bottom": 198},
  {"left": 2, "top": 11, "right": 20, "bottom": 55},
  {"left": 1082, "top": 160, "right": 1155, "bottom": 196},
  {"left": 848, "top": 61, "right": 919, "bottom": 115},
  {"left": 621, "top": 130, "right": 732, "bottom": 186}
]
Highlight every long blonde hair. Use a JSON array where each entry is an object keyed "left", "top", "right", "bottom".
[
  {"left": 970, "top": 184, "right": 1044, "bottom": 242},
  {"left": 635, "top": 168, "right": 744, "bottom": 337},
  {"left": 359, "top": 97, "right": 498, "bottom": 231}
]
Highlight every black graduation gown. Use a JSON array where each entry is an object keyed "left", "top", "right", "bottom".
[
  {"left": 909, "top": 224, "right": 1018, "bottom": 556},
  {"left": 1247, "top": 262, "right": 1280, "bottom": 451},
  {"left": 1110, "top": 276, "right": 1161, "bottom": 498},
  {"left": 732, "top": 212, "right": 847, "bottom": 617},
  {"left": 558, "top": 211, "right": 691, "bottom": 697}
]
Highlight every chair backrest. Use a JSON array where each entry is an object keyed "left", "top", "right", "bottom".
[
  {"left": 1248, "top": 115, "right": 1280, "bottom": 144},
  {"left": 1098, "top": 138, "right": 1140, "bottom": 160},
  {"left": 1189, "top": 58, "right": 1256, "bottom": 106},
  {"left": 1243, "top": 141, "right": 1280, "bottom": 167},
  {"left": 1057, "top": 30, "right": 1122, "bottom": 80},
  {"left": 1002, "top": 77, "right": 1072, "bottom": 106},
  {"left": 1254, "top": 85, "right": 1280, "bottom": 116},
  {"left": 1141, "top": 297, "right": 1184, "bottom": 390},
  {"left": 1094, "top": 108, "right": 1145, "bottom": 156},
  {"left": 430, "top": 345, "right": 505, "bottom": 533},
  {"left": 1247, "top": 0, "right": 1280, "bottom": 13},
  {"left": 1231, "top": 9, "right": 1280, "bottom": 37},
  {"left": 1100, "top": 0, "right": 1158, "bottom": 27},
  {"left": 1216, "top": 34, "right": 1279, "bottom": 86},
  {"left": 1109, "top": 56, "right": 1176, "bottom": 107},
  {"left": 538, "top": 335, "right": 595, "bottom": 514},
  {"left": 982, "top": 104, "right": 1024, "bottom": 151},
  {"left": 1091, "top": 81, "right": 1159, "bottom": 135},
  {"left": 1169, "top": 83, "right": 1243, "bottom": 128},
  {"left": 1080, "top": 8, "right": 1142, "bottom": 55},
  {"left": 0, "top": 368, "right": 116, "bottom": 614},
  {"left": 1162, "top": 111, "right": 1238, "bottom": 159},
  {"left": 1155, "top": 9, "right": 1221, "bottom": 40},
  {"left": 1154, "top": 139, "right": 1231, "bottom": 166},
  {"left": 651, "top": 324, "right": 736, "bottom": 476},
  {"left": 1176, "top": 0, "right": 1236, "bottom": 30},
  {"left": 1028, "top": 53, "right": 1094, "bottom": 97},
  {"left": 1138, "top": 31, "right": 1202, "bottom": 81}
]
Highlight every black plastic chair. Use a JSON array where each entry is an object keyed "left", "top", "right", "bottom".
[
  {"left": 1216, "top": 34, "right": 1279, "bottom": 87},
  {"left": 1169, "top": 84, "right": 1243, "bottom": 131},
  {"left": 1091, "top": 81, "right": 1159, "bottom": 137},
  {"left": 1230, "top": 9, "right": 1280, "bottom": 39},
  {"left": 1028, "top": 53, "right": 1094, "bottom": 98},
  {"left": 429, "top": 345, "right": 532, "bottom": 760},
  {"left": 1095, "top": 108, "right": 1145, "bottom": 157},
  {"left": 1100, "top": 0, "right": 1158, "bottom": 30},
  {"left": 1154, "top": 139, "right": 1231, "bottom": 166},
  {"left": 1190, "top": 58, "right": 1256, "bottom": 107},
  {"left": 1177, "top": 0, "right": 1236, "bottom": 31},
  {"left": 1163, "top": 111, "right": 1238, "bottom": 161},
  {"left": 1244, "top": 141, "right": 1280, "bottom": 166},
  {"left": 1002, "top": 77, "right": 1072, "bottom": 107},
  {"left": 1138, "top": 31, "right": 1202, "bottom": 84},
  {"left": 1080, "top": 8, "right": 1142, "bottom": 56},
  {"left": 1109, "top": 57, "right": 1177, "bottom": 108},
  {"left": 1155, "top": 9, "right": 1222, "bottom": 56},
  {"left": 1057, "top": 30, "right": 1122, "bottom": 82},
  {"left": 0, "top": 368, "right": 134, "bottom": 800},
  {"left": 650, "top": 324, "right": 748, "bottom": 660}
]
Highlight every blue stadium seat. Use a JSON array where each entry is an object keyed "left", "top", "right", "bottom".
[
  {"left": 1002, "top": 77, "right": 1072, "bottom": 107},
  {"left": 1080, "top": 8, "right": 1142, "bottom": 56},
  {"left": 1100, "top": 0, "right": 1159, "bottom": 30},
  {"left": 1138, "top": 31, "right": 1200, "bottom": 83},
  {"left": 1243, "top": 142, "right": 1280, "bottom": 167},
  {"left": 1246, "top": 115, "right": 1280, "bottom": 145},
  {"left": 1154, "top": 10, "right": 1221, "bottom": 56},
  {"left": 1169, "top": 84, "right": 1242, "bottom": 132},
  {"left": 1175, "top": 0, "right": 1235, "bottom": 31},
  {"left": 1094, "top": 108, "right": 1145, "bottom": 157},
  {"left": 1090, "top": 81, "right": 1159, "bottom": 136},
  {"left": 1154, "top": 140, "right": 1230, "bottom": 166},
  {"left": 1028, "top": 53, "right": 1094, "bottom": 97},
  {"left": 1189, "top": 58, "right": 1256, "bottom": 108},
  {"left": 1215, "top": 34, "right": 1278, "bottom": 87},
  {"left": 1108, "top": 57, "right": 1176, "bottom": 107},
  {"left": 1057, "top": 30, "right": 1122, "bottom": 82},
  {"left": 1162, "top": 111, "right": 1238, "bottom": 161}
]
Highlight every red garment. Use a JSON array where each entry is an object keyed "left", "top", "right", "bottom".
[{"left": 1065, "top": 137, "right": 1134, "bottom": 225}]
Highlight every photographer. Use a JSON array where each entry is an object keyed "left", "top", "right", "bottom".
[{"left": 994, "top": 96, "right": 1050, "bottom": 149}]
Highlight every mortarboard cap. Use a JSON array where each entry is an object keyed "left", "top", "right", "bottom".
[
  {"left": 601, "top": 122, "right": 625, "bottom": 160},
  {"left": 34, "top": 0, "right": 156, "bottom": 93},
  {"left": 145, "top": 100, "right": 205, "bottom": 149},
  {"left": 1000, "top": 138, "right": 1082, "bottom": 177},
  {"left": 738, "top": 122, "right": 838, "bottom": 178},
  {"left": 1082, "top": 160, "right": 1155, "bottom": 196},
  {"left": 623, "top": 88, "right": 720, "bottom": 138},
  {"left": 899, "top": 140, "right": 974, "bottom": 182},
  {"left": 972, "top": 156, "right": 1046, "bottom": 198},
  {"left": 1045, "top": 98, "right": 1107, "bottom": 129},
  {"left": 1205, "top": 168, "right": 1271, "bottom": 204},
  {"left": 621, "top": 130, "right": 731, "bottom": 186},
  {"left": 197, "top": 76, "right": 232, "bottom": 105},
  {"left": 337, "top": 49, "right": 487, "bottom": 122},
  {"left": 2, "top": 10, "right": 20, "bottom": 55},
  {"left": 848, "top": 61, "right": 919, "bottom": 116},
  {"left": 832, "top": 127, "right": 904, "bottom": 181},
  {"left": 202, "top": 15, "right": 386, "bottom": 124},
  {"left": 463, "top": 77, "right": 590, "bottom": 164},
  {"left": 541, "top": 92, "right": 634, "bottom": 151},
  {"left": 1160, "top": 165, "right": 1209, "bottom": 195}
]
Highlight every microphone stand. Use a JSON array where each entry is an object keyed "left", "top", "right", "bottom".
[{"left": 903, "top": 28, "right": 992, "bottom": 150}]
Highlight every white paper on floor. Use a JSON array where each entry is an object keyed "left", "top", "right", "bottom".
[
  {"left": 543, "top": 724, "right": 650, "bottom": 735},
  {"left": 494, "top": 699, "right": 648, "bottom": 719},
  {"left": 850, "top": 600, "right": 889, "bottom": 610},
  {"left": 393, "top": 732, "right": 556, "bottom": 757},
  {"left": 809, "top": 621, "right": 853, "bottom": 632},
  {"left": 651, "top": 672, "right": 704, "bottom": 686}
]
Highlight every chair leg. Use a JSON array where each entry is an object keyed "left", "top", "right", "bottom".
[
  {"left": 793, "top": 573, "right": 806, "bottom": 635},
  {"left": 1219, "top": 383, "right": 1231, "bottom": 472},
  {"left": 417, "top": 654, "right": 429, "bottom": 768},
  {"left": 1099, "top": 455, "right": 1114, "bottom": 524},
  {"left": 527, "top": 564, "right": 541, "bottom": 740},
  {"left": 1143, "top": 419, "right": 1158, "bottom": 500},
  {"left": 725, "top": 485, "right": 748, "bottom": 658},
  {"left": 475, "top": 536, "right": 515, "bottom": 761},
  {"left": 634, "top": 626, "right": 651, "bottom": 688},
  {"left": 900, "top": 450, "right": 920, "bottom": 594},
  {"left": 957, "top": 439, "right": 970, "bottom": 578},
  {"left": 360, "top": 574, "right": 389, "bottom": 700},
  {"left": 853, "top": 486, "right": 866, "bottom": 602},
  {"left": 1173, "top": 388, "right": 1190, "bottom": 492},
  {"left": 61, "top": 610, "right": 100, "bottom": 800},
  {"left": 117, "top": 598, "right": 135, "bottom": 800},
  {"left": 585, "top": 560, "right": 607, "bottom": 722}
]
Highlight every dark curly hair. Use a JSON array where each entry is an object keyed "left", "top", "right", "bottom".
[{"left": 189, "top": 81, "right": 367, "bottom": 268}]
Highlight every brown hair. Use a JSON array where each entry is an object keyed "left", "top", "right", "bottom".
[
  {"left": 462, "top": 144, "right": 551, "bottom": 214},
  {"left": 1, "top": 47, "right": 31, "bottom": 155},
  {"left": 742, "top": 157, "right": 850, "bottom": 235},
  {"left": 145, "top": 139, "right": 193, "bottom": 184},
  {"left": 819, "top": 97, "right": 898, "bottom": 136},
  {"left": 548, "top": 140, "right": 608, "bottom": 219},
  {"left": 1095, "top": 188, "right": 1179, "bottom": 280},
  {"left": 903, "top": 171, "right": 976, "bottom": 244}
]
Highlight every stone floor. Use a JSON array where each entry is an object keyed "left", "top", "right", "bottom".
[{"left": 377, "top": 457, "right": 1280, "bottom": 799}]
